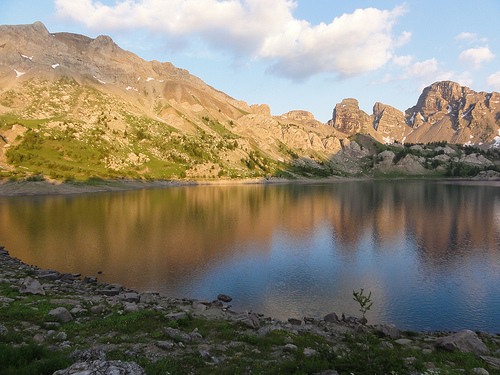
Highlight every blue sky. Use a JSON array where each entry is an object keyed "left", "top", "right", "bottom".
[{"left": 1, "top": 0, "right": 499, "bottom": 122}]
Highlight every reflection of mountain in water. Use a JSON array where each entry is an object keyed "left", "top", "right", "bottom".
[
  {"left": 1, "top": 182, "right": 500, "bottom": 286},
  {"left": 1, "top": 182, "right": 500, "bottom": 331}
]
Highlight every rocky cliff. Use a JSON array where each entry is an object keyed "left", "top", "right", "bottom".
[{"left": 327, "top": 81, "right": 500, "bottom": 147}]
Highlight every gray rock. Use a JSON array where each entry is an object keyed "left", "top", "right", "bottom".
[
  {"left": 0, "top": 324, "right": 7, "bottom": 336},
  {"left": 288, "top": 318, "right": 302, "bottom": 326},
  {"left": 436, "top": 330, "right": 489, "bottom": 355},
  {"left": 156, "top": 341, "right": 174, "bottom": 350},
  {"left": 165, "top": 312, "right": 187, "bottom": 321},
  {"left": 50, "top": 299, "right": 81, "bottom": 307},
  {"left": 395, "top": 338, "right": 413, "bottom": 346},
  {"left": 303, "top": 347, "right": 317, "bottom": 357},
  {"left": 54, "top": 331, "right": 67, "bottom": 340},
  {"left": 96, "top": 289, "right": 120, "bottom": 296},
  {"left": 53, "top": 360, "right": 146, "bottom": 375},
  {"left": 480, "top": 356, "right": 500, "bottom": 369},
  {"left": 123, "top": 292, "right": 140, "bottom": 303},
  {"left": 60, "top": 273, "right": 74, "bottom": 283},
  {"left": 48, "top": 307, "right": 73, "bottom": 323},
  {"left": 123, "top": 302, "right": 139, "bottom": 313},
  {"left": 241, "top": 313, "right": 261, "bottom": 329},
  {"left": 376, "top": 324, "right": 400, "bottom": 339},
  {"left": 217, "top": 294, "right": 232, "bottom": 303},
  {"left": 33, "top": 333, "right": 44, "bottom": 343},
  {"left": 90, "top": 305, "right": 103, "bottom": 314},
  {"left": 323, "top": 312, "right": 339, "bottom": 323},
  {"left": 139, "top": 291, "right": 159, "bottom": 304},
  {"left": 70, "top": 349, "right": 106, "bottom": 361},
  {"left": 284, "top": 343, "right": 298, "bottom": 351},
  {"left": 83, "top": 276, "right": 97, "bottom": 284},
  {"left": 472, "top": 368, "right": 489, "bottom": 375},
  {"left": 19, "top": 276, "right": 45, "bottom": 295}
]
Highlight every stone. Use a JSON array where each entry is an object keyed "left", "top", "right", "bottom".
[
  {"left": 480, "top": 356, "right": 500, "bottom": 369},
  {"left": 60, "top": 273, "right": 74, "bottom": 282},
  {"left": 288, "top": 318, "right": 302, "bottom": 326},
  {"left": 19, "top": 276, "right": 45, "bottom": 295},
  {"left": 436, "top": 330, "right": 489, "bottom": 355},
  {"left": 96, "top": 289, "right": 120, "bottom": 296},
  {"left": 472, "top": 368, "right": 489, "bottom": 375},
  {"left": 376, "top": 324, "right": 400, "bottom": 339},
  {"left": 303, "top": 347, "right": 317, "bottom": 357},
  {"left": 48, "top": 307, "right": 73, "bottom": 323},
  {"left": 33, "top": 333, "right": 44, "bottom": 343},
  {"left": 139, "top": 291, "right": 159, "bottom": 304},
  {"left": 328, "top": 98, "right": 371, "bottom": 135},
  {"left": 217, "top": 294, "right": 232, "bottom": 303},
  {"left": 165, "top": 312, "right": 187, "bottom": 321},
  {"left": 323, "top": 312, "right": 339, "bottom": 323},
  {"left": 70, "top": 349, "right": 106, "bottom": 361},
  {"left": 123, "top": 302, "right": 139, "bottom": 313},
  {"left": 0, "top": 324, "right": 8, "bottom": 336},
  {"left": 156, "top": 341, "right": 174, "bottom": 350},
  {"left": 123, "top": 292, "right": 140, "bottom": 303},
  {"left": 83, "top": 276, "right": 97, "bottom": 284},
  {"left": 53, "top": 360, "right": 146, "bottom": 375},
  {"left": 241, "top": 313, "right": 261, "bottom": 329},
  {"left": 90, "top": 305, "right": 103, "bottom": 314},
  {"left": 54, "top": 331, "right": 67, "bottom": 340}
]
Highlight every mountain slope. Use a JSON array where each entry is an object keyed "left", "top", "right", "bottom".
[{"left": 0, "top": 22, "right": 342, "bottom": 180}]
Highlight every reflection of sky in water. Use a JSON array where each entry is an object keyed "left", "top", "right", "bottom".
[{"left": 1, "top": 181, "right": 500, "bottom": 332}]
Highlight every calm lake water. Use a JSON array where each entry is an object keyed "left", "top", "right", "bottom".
[{"left": 1, "top": 180, "right": 500, "bottom": 333}]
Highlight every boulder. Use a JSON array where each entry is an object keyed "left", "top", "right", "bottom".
[
  {"left": 323, "top": 312, "right": 339, "bottom": 323},
  {"left": 123, "top": 302, "right": 139, "bottom": 313},
  {"left": 0, "top": 324, "right": 8, "bottom": 336},
  {"left": 48, "top": 307, "right": 73, "bottom": 323},
  {"left": 436, "top": 330, "right": 489, "bottom": 355},
  {"left": 217, "top": 294, "right": 232, "bottom": 303},
  {"left": 376, "top": 324, "right": 401, "bottom": 339},
  {"left": 53, "top": 360, "right": 146, "bottom": 375},
  {"left": 288, "top": 318, "right": 302, "bottom": 326},
  {"left": 19, "top": 276, "right": 45, "bottom": 295}
]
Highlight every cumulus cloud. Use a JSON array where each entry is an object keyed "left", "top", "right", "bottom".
[
  {"left": 459, "top": 46, "right": 494, "bottom": 69},
  {"left": 487, "top": 72, "right": 500, "bottom": 90},
  {"left": 406, "top": 58, "right": 439, "bottom": 77},
  {"left": 55, "top": 0, "right": 410, "bottom": 80}
]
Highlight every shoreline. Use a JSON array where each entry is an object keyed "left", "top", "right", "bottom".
[
  {"left": 1, "top": 246, "right": 500, "bottom": 374},
  {"left": 1, "top": 175, "right": 500, "bottom": 198}
]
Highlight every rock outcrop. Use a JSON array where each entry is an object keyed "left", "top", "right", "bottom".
[{"left": 328, "top": 98, "right": 372, "bottom": 135}]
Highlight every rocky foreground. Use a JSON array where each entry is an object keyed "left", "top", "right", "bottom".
[{"left": 1, "top": 247, "right": 500, "bottom": 374}]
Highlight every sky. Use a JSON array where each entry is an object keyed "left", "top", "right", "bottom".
[{"left": 1, "top": 0, "right": 499, "bottom": 122}]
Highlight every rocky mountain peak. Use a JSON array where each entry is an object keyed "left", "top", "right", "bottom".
[{"left": 328, "top": 98, "right": 371, "bottom": 134}]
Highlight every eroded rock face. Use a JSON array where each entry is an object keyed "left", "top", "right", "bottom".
[
  {"left": 373, "top": 102, "right": 412, "bottom": 143},
  {"left": 328, "top": 98, "right": 371, "bottom": 135},
  {"left": 405, "top": 81, "right": 500, "bottom": 144}
]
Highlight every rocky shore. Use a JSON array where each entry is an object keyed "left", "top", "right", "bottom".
[{"left": 1, "top": 247, "right": 500, "bottom": 374}]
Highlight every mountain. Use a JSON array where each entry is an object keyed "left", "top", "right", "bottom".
[
  {"left": 328, "top": 81, "right": 500, "bottom": 146},
  {"left": 0, "top": 22, "right": 499, "bottom": 181}
]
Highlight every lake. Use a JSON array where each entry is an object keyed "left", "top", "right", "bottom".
[{"left": 1, "top": 180, "right": 500, "bottom": 333}]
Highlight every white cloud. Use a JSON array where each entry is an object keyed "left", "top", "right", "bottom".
[
  {"left": 487, "top": 72, "right": 500, "bottom": 90},
  {"left": 406, "top": 58, "right": 439, "bottom": 77},
  {"left": 55, "top": 0, "right": 410, "bottom": 80},
  {"left": 393, "top": 55, "right": 413, "bottom": 67},
  {"left": 456, "top": 32, "right": 477, "bottom": 40},
  {"left": 459, "top": 46, "right": 494, "bottom": 69}
]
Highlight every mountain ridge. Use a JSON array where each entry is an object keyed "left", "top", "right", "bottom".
[{"left": 1, "top": 22, "right": 500, "bottom": 181}]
